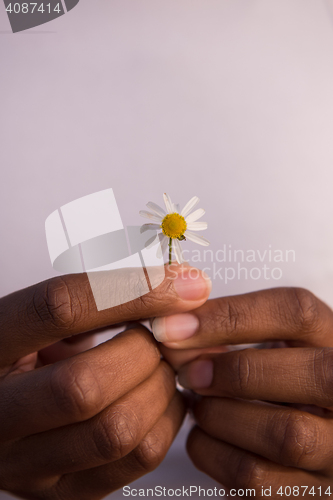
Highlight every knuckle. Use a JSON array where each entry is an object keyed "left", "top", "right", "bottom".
[
  {"left": 49, "top": 360, "right": 102, "bottom": 420},
  {"left": 133, "top": 430, "right": 167, "bottom": 473},
  {"left": 228, "top": 350, "right": 252, "bottom": 395},
  {"left": 288, "top": 288, "right": 321, "bottom": 334},
  {"left": 234, "top": 453, "right": 268, "bottom": 492},
  {"left": 29, "top": 277, "right": 77, "bottom": 332},
  {"left": 117, "top": 269, "right": 166, "bottom": 317},
  {"left": 278, "top": 412, "right": 320, "bottom": 468},
  {"left": 214, "top": 300, "right": 242, "bottom": 336},
  {"left": 93, "top": 405, "right": 139, "bottom": 462}
]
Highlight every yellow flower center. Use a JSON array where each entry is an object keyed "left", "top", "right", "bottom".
[{"left": 161, "top": 213, "right": 187, "bottom": 239}]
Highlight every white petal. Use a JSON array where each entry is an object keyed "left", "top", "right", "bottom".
[
  {"left": 187, "top": 222, "right": 208, "bottom": 231},
  {"left": 140, "top": 223, "right": 161, "bottom": 233},
  {"left": 173, "top": 203, "right": 180, "bottom": 213},
  {"left": 186, "top": 208, "right": 205, "bottom": 223},
  {"left": 185, "top": 230, "right": 210, "bottom": 246},
  {"left": 173, "top": 239, "right": 185, "bottom": 264},
  {"left": 157, "top": 235, "right": 169, "bottom": 259},
  {"left": 163, "top": 193, "right": 174, "bottom": 214},
  {"left": 146, "top": 202, "right": 166, "bottom": 218},
  {"left": 139, "top": 210, "right": 163, "bottom": 223},
  {"left": 181, "top": 196, "right": 200, "bottom": 218}
]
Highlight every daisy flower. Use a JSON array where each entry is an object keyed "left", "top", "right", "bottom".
[{"left": 140, "top": 193, "right": 209, "bottom": 265}]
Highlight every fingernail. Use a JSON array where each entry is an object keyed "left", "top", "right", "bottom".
[
  {"left": 178, "top": 359, "right": 214, "bottom": 390},
  {"left": 172, "top": 269, "right": 212, "bottom": 301},
  {"left": 152, "top": 313, "right": 199, "bottom": 342}
]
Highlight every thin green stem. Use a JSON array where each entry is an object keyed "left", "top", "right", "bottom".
[{"left": 168, "top": 238, "right": 172, "bottom": 265}]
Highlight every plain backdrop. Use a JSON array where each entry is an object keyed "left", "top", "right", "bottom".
[{"left": 2, "top": 0, "right": 333, "bottom": 498}]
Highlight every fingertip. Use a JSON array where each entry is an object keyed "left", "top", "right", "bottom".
[
  {"left": 178, "top": 359, "right": 214, "bottom": 391},
  {"left": 165, "top": 264, "right": 212, "bottom": 302},
  {"left": 152, "top": 313, "right": 199, "bottom": 343}
]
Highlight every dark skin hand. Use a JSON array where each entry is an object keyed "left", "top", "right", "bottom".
[
  {"left": 156, "top": 287, "right": 333, "bottom": 498},
  {"left": 0, "top": 264, "right": 211, "bottom": 500}
]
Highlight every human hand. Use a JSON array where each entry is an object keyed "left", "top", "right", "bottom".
[
  {"left": 0, "top": 264, "right": 211, "bottom": 499},
  {"left": 153, "top": 288, "right": 333, "bottom": 497}
]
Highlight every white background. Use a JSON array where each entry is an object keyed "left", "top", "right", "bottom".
[{"left": 1, "top": 0, "right": 333, "bottom": 498}]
